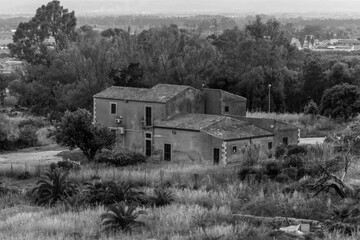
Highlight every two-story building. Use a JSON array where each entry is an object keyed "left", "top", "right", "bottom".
[{"left": 93, "top": 84, "right": 299, "bottom": 164}]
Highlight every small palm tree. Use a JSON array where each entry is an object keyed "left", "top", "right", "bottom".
[
  {"left": 32, "top": 169, "right": 77, "bottom": 206},
  {"left": 106, "top": 182, "right": 145, "bottom": 205},
  {"left": 101, "top": 202, "right": 146, "bottom": 233},
  {"left": 151, "top": 187, "right": 174, "bottom": 207}
]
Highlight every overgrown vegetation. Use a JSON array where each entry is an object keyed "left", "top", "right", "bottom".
[{"left": 0, "top": 112, "right": 53, "bottom": 151}]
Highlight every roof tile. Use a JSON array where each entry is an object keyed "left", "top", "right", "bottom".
[{"left": 93, "top": 84, "right": 193, "bottom": 103}]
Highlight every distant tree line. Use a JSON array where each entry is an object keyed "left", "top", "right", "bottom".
[{"left": 6, "top": 1, "right": 360, "bottom": 120}]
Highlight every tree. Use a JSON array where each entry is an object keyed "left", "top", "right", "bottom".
[
  {"left": 304, "top": 99, "right": 319, "bottom": 116},
  {"left": 110, "top": 63, "right": 145, "bottom": 87},
  {"left": 8, "top": 0, "right": 77, "bottom": 65},
  {"left": 320, "top": 84, "right": 360, "bottom": 120},
  {"left": 54, "top": 109, "right": 116, "bottom": 161},
  {"left": 302, "top": 59, "right": 326, "bottom": 105},
  {"left": 327, "top": 62, "right": 352, "bottom": 87}
]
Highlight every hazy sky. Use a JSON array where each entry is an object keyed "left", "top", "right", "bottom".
[{"left": 1, "top": 0, "right": 360, "bottom": 15}]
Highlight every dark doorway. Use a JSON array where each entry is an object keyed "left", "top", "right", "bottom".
[
  {"left": 164, "top": 144, "right": 171, "bottom": 161},
  {"left": 145, "top": 106, "right": 152, "bottom": 126},
  {"left": 213, "top": 148, "right": 220, "bottom": 165},
  {"left": 145, "top": 139, "right": 152, "bottom": 156},
  {"left": 283, "top": 137, "right": 288, "bottom": 146}
]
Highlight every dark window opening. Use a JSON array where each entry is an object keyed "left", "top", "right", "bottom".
[
  {"left": 145, "top": 133, "right": 152, "bottom": 139},
  {"left": 110, "top": 129, "right": 117, "bottom": 133},
  {"left": 145, "top": 140, "right": 152, "bottom": 156},
  {"left": 232, "top": 146, "right": 237, "bottom": 153},
  {"left": 213, "top": 148, "right": 220, "bottom": 165},
  {"left": 110, "top": 103, "right": 117, "bottom": 115},
  {"left": 283, "top": 137, "right": 288, "bottom": 146},
  {"left": 145, "top": 106, "right": 152, "bottom": 126},
  {"left": 224, "top": 106, "right": 229, "bottom": 113},
  {"left": 164, "top": 144, "right": 171, "bottom": 161},
  {"left": 268, "top": 142, "right": 273, "bottom": 150}
]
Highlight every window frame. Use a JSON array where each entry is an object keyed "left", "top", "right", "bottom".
[{"left": 110, "top": 102, "right": 117, "bottom": 115}]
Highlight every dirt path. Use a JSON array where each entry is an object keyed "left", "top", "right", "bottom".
[{"left": 0, "top": 150, "right": 64, "bottom": 165}]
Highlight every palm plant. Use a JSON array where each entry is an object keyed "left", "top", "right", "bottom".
[
  {"left": 32, "top": 169, "right": 77, "bottom": 206},
  {"left": 106, "top": 182, "right": 145, "bottom": 205},
  {"left": 101, "top": 201, "right": 146, "bottom": 233},
  {"left": 151, "top": 187, "right": 174, "bottom": 207}
]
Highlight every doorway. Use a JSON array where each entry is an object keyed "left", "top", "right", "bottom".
[
  {"left": 164, "top": 143, "right": 171, "bottom": 161},
  {"left": 213, "top": 147, "right": 220, "bottom": 165}
]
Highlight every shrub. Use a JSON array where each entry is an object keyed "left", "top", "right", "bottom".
[
  {"left": 282, "top": 155, "right": 304, "bottom": 168},
  {"left": 287, "top": 145, "right": 308, "bottom": 157},
  {"left": 264, "top": 161, "right": 281, "bottom": 180},
  {"left": 17, "top": 125, "right": 38, "bottom": 148},
  {"left": 96, "top": 150, "right": 146, "bottom": 167},
  {"left": 18, "top": 118, "right": 46, "bottom": 129},
  {"left": 17, "top": 171, "right": 31, "bottom": 180},
  {"left": 57, "top": 159, "right": 81, "bottom": 171},
  {"left": 274, "top": 146, "right": 286, "bottom": 159},
  {"left": 101, "top": 202, "right": 146, "bottom": 233}
]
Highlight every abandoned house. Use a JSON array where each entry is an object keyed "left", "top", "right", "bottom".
[{"left": 93, "top": 84, "right": 299, "bottom": 164}]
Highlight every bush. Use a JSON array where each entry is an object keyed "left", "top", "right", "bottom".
[
  {"left": 18, "top": 118, "right": 46, "bottom": 129},
  {"left": 274, "top": 146, "right": 286, "bottom": 159},
  {"left": 17, "top": 125, "right": 38, "bottom": 148},
  {"left": 57, "top": 160, "right": 81, "bottom": 171},
  {"left": 282, "top": 155, "right": 304, "bottom": 169},
  {"left": 264, "top": 161, "right": 281, "bottom": 180},
  {"left": 96, "top": 150, "right": 146, "bottom": 167},
  {"left": 287, "top": 145, "right": 307, "bottom": 157}
]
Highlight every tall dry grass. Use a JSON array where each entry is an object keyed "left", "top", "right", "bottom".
[{"left": 247, "top": 111, "right": 348, "bottom": 137}]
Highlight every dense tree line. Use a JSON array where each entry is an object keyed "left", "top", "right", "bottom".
[{"left": 7, "top": 1, "right": 360, "bottom": 120}]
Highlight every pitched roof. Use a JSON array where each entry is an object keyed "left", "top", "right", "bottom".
[
  {"left": 93, "top": 84, "right": 194, "bottom": 103},
  {"left": 202, "top": 121, "right": 273, "bottom": 140},
  {"left": 155, "top": 113, "right": 273, "bottom": 140},
  {"left": 155, "top": 114, "right": 227, "bottom": 130}
]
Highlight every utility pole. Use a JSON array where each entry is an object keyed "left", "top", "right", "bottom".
[{"left": 268, "top": 84, "right": 271, "bottom": 113}]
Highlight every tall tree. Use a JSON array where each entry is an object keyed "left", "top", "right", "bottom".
[{"left": 8, "top": 0, "right": 76, "bottom": 65}]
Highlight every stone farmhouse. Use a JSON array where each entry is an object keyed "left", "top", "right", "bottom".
[{"left": 93, "top": 84, "right": 299, "bottom": 165}]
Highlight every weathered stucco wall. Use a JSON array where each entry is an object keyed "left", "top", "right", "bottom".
[
  {"left": 94, "top": 98, "right": 166, "bottom": 152},
  {"left": 232, "top": 116, "right": 299, "bottom": 147},
  {"left": 224, "top": 136, "right": 273, "bottom": 164},
  {"left": 203, "top": 88, "right": 246, "bottom": 116},
  {"left": 153, "top": 128, "right": 223, "bottom": 164},
  {"left": 204, "top": 89, "right": 222, "bottom": 115},
  {"left": 165, "top": 88, "right": 205, "bottom": 119}
]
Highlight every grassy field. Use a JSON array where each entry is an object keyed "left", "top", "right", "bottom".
[{"left": 0, "top": 142, "right": 358, "bottom": 240}]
